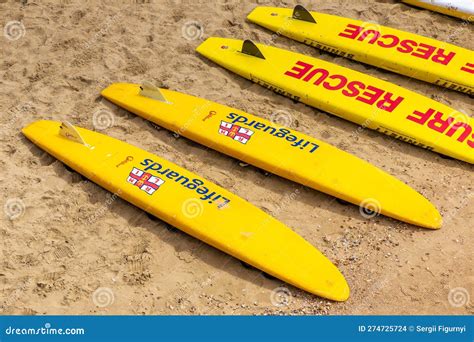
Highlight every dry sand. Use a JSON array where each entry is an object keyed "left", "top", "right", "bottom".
[{"left": 0, "top": 0, "right": 472, "bottom": 315}]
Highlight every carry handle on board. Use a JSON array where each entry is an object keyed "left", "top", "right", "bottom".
[
  {"left": 293, "top": 5, "right": 317, "bottom": 23},
  {"left": 242, "top": 40, "right": 265, "bottom": 59},
  {"left": 139, "top": 81, "right": 169, "bottom": 103},
  {"left": 59, "top": 121, "right": 88, "bottom": 146}
]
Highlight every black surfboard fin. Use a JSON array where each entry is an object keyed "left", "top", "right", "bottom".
[
  {"left": 292, "top": 5, "right": 316, "bottom": 23},
  {"left": 241, "top": 40, "right": 265, "bottom": 59}
]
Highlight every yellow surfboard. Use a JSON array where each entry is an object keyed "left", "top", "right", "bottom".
[
  {"left": 247, "top": 6, "right": 474, "bottom": 95},
  {"left": 196, "top": 37, "right": 474, "bottom": 165},
  {"left": 102, "top": 83, "right": 442, "bottom": 229},
  {"left": 22, "top": 120, "right": 349, "bottom": 301},
  {"left": 402, "top": 0, "right": 474, "bottom": 21}
]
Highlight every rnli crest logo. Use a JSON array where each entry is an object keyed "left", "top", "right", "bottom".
[
  {"left": 218, "top": 120, "right": 254, "bottom": 144},
  {"left": 127, "top": 167, "right": 165, "bottom": 195}
]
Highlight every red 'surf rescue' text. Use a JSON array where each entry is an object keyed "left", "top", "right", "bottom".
[
  {"left": 284, "top": 60, "right": 404, "bottom": 113},
  {"left": 407, "top": 108, "right": 474, "bottom": 148},
  {"left": 338, "top": 24, "right": 457, "bottom": 66}
]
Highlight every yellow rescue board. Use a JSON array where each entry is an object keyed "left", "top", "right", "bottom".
[
  {"left": 402, "top": 0, "right": 474, "bottom": 21},
  {"left": 102, "top": 83, "right": 442, "bottom": 229},
  {"left": 196, "top": 37, "right": 474, "bottom": 165},
  {"left": 247, "top": 6, "right": 474, "bottom": 95},
  {"left": 22, "top": 120, "right": 349, "bottom": 301}
]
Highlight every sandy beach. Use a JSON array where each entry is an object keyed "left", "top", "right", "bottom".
[{"left": 0, "top": 0, "right": 472, "bottom": 315}]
